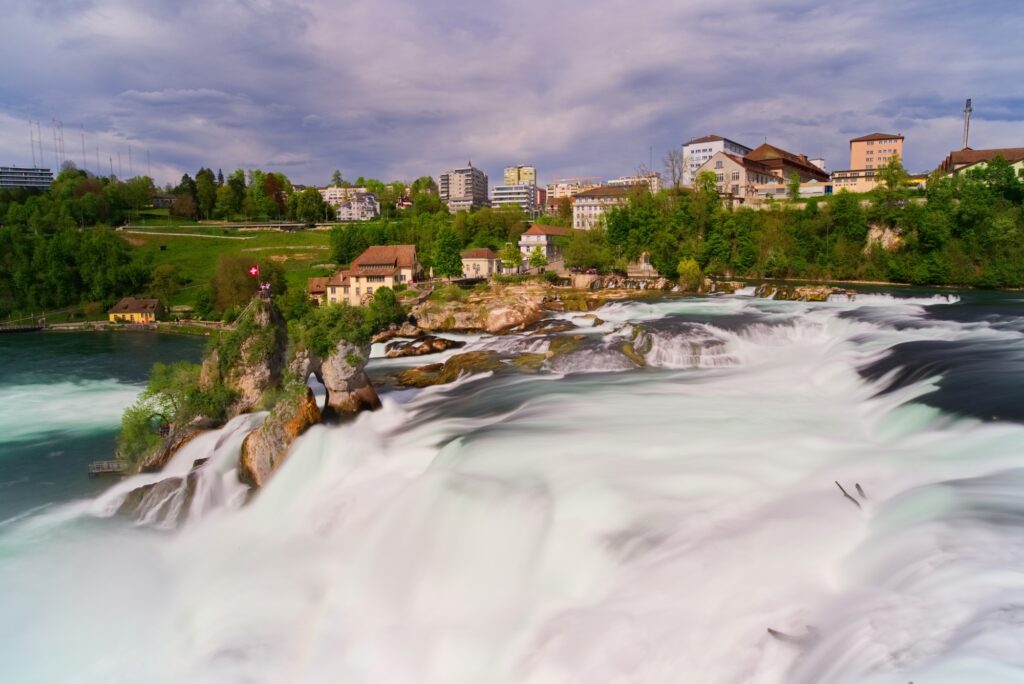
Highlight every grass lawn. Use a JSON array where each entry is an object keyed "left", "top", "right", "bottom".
[{"left": 123, "top": 228, "right": 336, "bottom": 305}]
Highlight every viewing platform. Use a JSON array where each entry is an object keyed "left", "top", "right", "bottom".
[{"left": 87, "top": 460, "right": 128, "bottom": 477}]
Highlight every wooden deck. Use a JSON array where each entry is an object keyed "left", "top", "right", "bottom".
[{"left": 88, "top": 460, "right": 128, "bottom": 477}]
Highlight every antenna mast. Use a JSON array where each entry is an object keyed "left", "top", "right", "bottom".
[
  {"left": 81, "top": 125, "right": 87, "bottom": 173},
  {"left": 962, "top": 98, "right": 973, "bottom": 150},
  {"left": 29, "top": 120, "right": 37, "bottom": 167},
  {"left": 128, "top": 145, "right": 134, "bottom": 177}
]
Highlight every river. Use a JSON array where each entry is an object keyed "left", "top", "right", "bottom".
[{"left": 1, "top": 290, "right": 1023, "bottom": 683}]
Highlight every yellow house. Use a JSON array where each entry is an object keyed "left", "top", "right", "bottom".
[{"left": 108, "top": 297, "right": 162, "bottom": 323}]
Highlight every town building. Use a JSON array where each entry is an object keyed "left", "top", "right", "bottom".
[
  {"left": 335, "top": 193, "right": 380, "bottom": 221},
  {"left": 695, "top": 152, "right": 779, "bottom": 205},
  {"left": 745, "top": 144, "right": 830, "bottom": 182},
  {"left": 535, "top": 186, "right": 547, "bottom": 210},
  {"left": 491, "top": 184, "right": 537, "bottom": 215},
  {"left": 439, "top": 163, "right": 489, "bottom": 213},
  {"left": 850, "top": 133, "right": 904, "bottom": 170},
  {"left": 503, "top": 165, "right": 536, "bottom": 186},
  {"left": 607, "top": 172, "right": 664, "bottom": 193},
  {"left": 546, "top": 179, "right": 601, "bottom": 199},
  {"left": 461, "top": 247, "right": 502, "bottom": 278},
  {"left": 936, "top": 147, "right": 1024, "bottom": 176},
  {"left": 519, "top": 224, "right": 571, "bottom": 262},
  {"left": 830, "top": 169, "right": 880, "bottom": 193},
  {"left": 572, "top": 185, "right": 632, "bottom": 230},
  {"left": 682, "top": 135, "right": 753, "bottom": 186},
  {"left": 108, "top": 297, "right": 162, "bottom": 323},
  {"left": 323, "top": 245, "right": 419, "bottom": 307},
  {"left": 319, "top": 186, "right": 370, "bottom": 208},
  {"left": 0, "top": 166, "right": 54, "bottom": 190},
  {"left": 753, "top": 180, "right": 834, "bottom": 201}
]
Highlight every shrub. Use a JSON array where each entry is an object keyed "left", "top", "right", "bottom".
[
  {"left": 677, "top": 258, "right": 703, "bottom": 291},
  {"left": 429, "top": 284, "right": 469, "bottom": 302}
]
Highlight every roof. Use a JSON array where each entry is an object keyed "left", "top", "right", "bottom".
[
  {"left": 523, "top": 224, "right": 571, "bottom": 236},
  {"left": 745, "top": 143, "right": 830, "bottom": 180},
  {"left": 326, "top": 270, "right": 350, "bottom": 287},
  {"left": 718, "top": 152, "right": 775, "bottom": 176},
  {"left": 685, "top": 134, "right": 724, "bottom": 145},
  {"left": 350, "top": 245, "right": 418, "bottom": 275},
  {"left": 307, "top": 277, "right": 329, "bottom": 294},
  {"left": 573, "top": 185, "right": 634, "bottom": 199},
  {"left": 938, "top": 147, "right": 1024, "bottom": 173},
  {"left": 461, "top": 247, "right": 499, "bottom": 259},
  {"left": 850, "top": 132, "right": 903, "bottom": 143},
  {"left": 108, "top": 297, "right": 160, "bottom": 314}
]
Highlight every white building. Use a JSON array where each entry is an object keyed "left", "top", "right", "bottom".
[
  {"left": 607, "top": 172, "right": 663, "bottom": 193},
  {"left": 490, "top": 183, "right": 537, "bottom": 216},
  {"left": 681, "top": 135, "right": 753, "bottom": 187},
  {"left": 519, "top": 224, "right": 570, "bottom": 262},
  {"left": 320, "top": 186, "right": 370, "bottom": 208},
  {"left": 572, "top": 185, "right": 632, "bottom": 230},
  {"left": 546, "top": 179, "right": 601, "bottom": 199},
  {"left": 439, "top": 163, "right": 489, "bottom": 213},
  {"left": 335, "top": 193, "right": 380, "bottom": 221}
]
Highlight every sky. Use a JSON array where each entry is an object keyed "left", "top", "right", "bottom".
[{"left": 1, "top": 0, "right": 1022, "bottom": 188}]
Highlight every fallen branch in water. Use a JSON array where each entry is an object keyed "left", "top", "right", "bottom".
[
  {"left": 767, "top": 625, "right": 820, "bottom": 647},
  {"left": 835, "top": 481, "right": 862, "bottom": 509}
]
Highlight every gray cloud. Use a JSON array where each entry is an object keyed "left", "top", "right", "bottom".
[{"left": 1, "top": 0, "right": 1022, "bottom": 185}]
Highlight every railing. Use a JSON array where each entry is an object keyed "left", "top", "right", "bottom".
[{"left": 88, "top": 460, "right": 128, "bottom": 476}]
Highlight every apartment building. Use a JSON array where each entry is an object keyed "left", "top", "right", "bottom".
[
  {"left": 681, "top": 135, "right": 753, "bottom": 186},
  {"left": 491, "top": 184, "right": 537, "bottom": 215},
  {"left": 519, "top": 224, "right": 570, "bottom": 261},
  {"left": 0, "top": 166, "right": 54, "bottom": 190},
  {"left": 319, "top": 186, "right": 369, "bottom": 208},
  {"left": 572, "top": 185, "right": 632, "bottom": 230},
  {"left": 607, "top": 172, "right": 664, "bottom": 193},
  {"left": 503, "top": 165, "right": 536, "bottom": 186},
  {"left": 335, "top": 193, "right": 380, "bottom": 221},
  {"left": 850, "top": 133, "right": 904, "bottom": 170},
  {"left": 439, "top": 163, "right": 489, "bottom": 212},
  {"left": 324, "top": 245, "right": 419, "bottom": 306},
  {"left": 546, "top": 179, "right": 601, "bottom": 199},
  {"left": 937, "top": 147, "right": 1024, "bottom": 176},
  {"left": 753, "top": 180, "right": 834, "bottom": 201}
]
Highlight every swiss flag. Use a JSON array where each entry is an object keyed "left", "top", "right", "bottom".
[{"left": 247, "top": 265, "right": 260, "bottom": 278}]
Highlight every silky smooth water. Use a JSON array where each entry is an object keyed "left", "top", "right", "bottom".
[
  {"left": 2, "top": 292, "right": 1024, "bottom": 683},
  {"left": 0, "top": 332, "right": 205, "bottom": 522}
]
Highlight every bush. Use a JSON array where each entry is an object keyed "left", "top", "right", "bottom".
[
  {"left": 429, "top": 284, "right": 469, "bottom": 302},
  {"left": 117, "top": 400, "right": 161, "bottom": 464},
  {"left": 677, "top": 257, "right": 703, "bottom": 291}
]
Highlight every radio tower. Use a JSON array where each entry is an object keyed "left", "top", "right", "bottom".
[{"left": 962, "top": 98, "right": 973, "bottom": 150}]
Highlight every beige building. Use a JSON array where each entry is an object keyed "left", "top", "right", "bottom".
[
  {"left": 572, "top": 185, "right": 632, "bottom": 229},
  {"left": 440, "top": 163, "right": 489, "bottom": 212},
  {"left": 519, "top": 224, "right": 570, "bottom": 261},
  {"left": 503, "top": 165, "right": 536, "bottom": 186},
  {"left": 937, "top": 147, "right": 1024, "bottom": 176},
  {"left": 461, "top": 247, "right": 501, "bottom": 278},
  {"left": 546, "top": 179, "right": 601, "bottom": 199},
  {"left": 324, "top": 245, "right": 419, "bottom": 306},
  {"left": 850, "top": 132, "right": 904, "bottom": 170},
  {"left": 695, "top": 152, "right": 779, "bottom": 204},
  {"left": 607, "top": 172, "right": 664, "bottom": 193},
  {"left": 831, "top": 169, "right": 881, "bottom": 193},
  {"left": 319, "top": 186, "right": 370, "bottom": 207}
]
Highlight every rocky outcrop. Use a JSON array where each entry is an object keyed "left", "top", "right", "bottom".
[
  {"left": 710, "top": 280, "right": 747, "bottom": 294},
  {"left": 576, "top": 275, "right": 678, "bottom": 292},
  {"left": 222, "top": 301, "right": 288, "bottom": 414},
  {"left": 139, "top": 426, "right": 210, "bottom": 473},
  {"left": 385, "top": 335, "right": 465, "bottom": 358},
  {"left": 320, "top": 339, "right": 381, "bottom": 418},
  {"left": 865, "top": 224, "right": 903, "bottom": 253},
  {"left": 372, "top": 322, "right": 426, "bottom": 344},
  {"left": 755, "top": 284, "right": 854, "bottom": 301},
  {"left": 239, "top": 387, "right": 321, "bottom": 487},
  {"left": 396, "top": 351, "right": 503, "bottom": 388},
  {"left": 117, "top": 457, "right": 207, "bottom": 526},
  {"left": 411, "top": 284, "right": 549, "bottom": 334}
]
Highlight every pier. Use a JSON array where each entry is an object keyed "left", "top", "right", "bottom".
[{"left": 87, "top": 460, "right": 128, "bottom": 477}]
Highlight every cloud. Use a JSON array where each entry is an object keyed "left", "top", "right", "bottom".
[{"left": 1, "top": 0, "right": 1022, "bottom": 185}]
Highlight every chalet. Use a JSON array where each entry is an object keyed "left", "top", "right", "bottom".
[
  {"left": 519, "top": 224, "right": 570, "bottom": 263},
  {"left": 307, "top": 276, "right": 329, "bottom": 304},
  {"left": 108, "top": 297, "right": 162, "bottom": 323},
  {"left": 323, "top": 245, "right": 419, "bottom": 306}
]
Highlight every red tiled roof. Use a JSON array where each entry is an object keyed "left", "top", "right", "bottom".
[
  {"left": 523, "top": 224, "right": 571, "bottom": 236},
  {"left": 573, "top": 186, "right": 633, "bottom": 199},
  {"left": 108, "top": 297, "right": 159, "bottom": 314},
  {"left": 461, "top": 247, "right": 499, "bottom": 259},
  {"left": 938, "top": 147, "right": 1024, "bottom": 173},
  {"left": 326, "top": 269, "right": 350, "bottom": 287},
  {"left": 745, "top": 143, "right": 829, "bottom": 180},
  {"left": 720, "top": 152, "right": 775, "bottom": 176},
  {"left": 307, "top": 277, "right": 329, "bottom": 294},
  {"left": 350, "top": 245, "right": 418, "bottom": 275},
  {"left": 850, "top": 132, "right": 903, "bottom": 143}
]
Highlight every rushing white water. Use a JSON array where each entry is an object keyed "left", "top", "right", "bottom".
[
  {"left": 0, "top": 379, "right": 142, "bottom": 443},
  {"left": 2, "top": 293, "right": 1024, "bottom": 683}
]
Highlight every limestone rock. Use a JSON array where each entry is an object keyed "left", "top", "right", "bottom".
[
  {"left": 239, "top": 387, "right": 321, "bottom": 487},
  {"left": 320, "top": 338, "right": 381, "bottom": 418},
  {"left": 396, "top": 351, "right": 503, "bottom": 388},
  {"left": 385, "top": 335, "right": 465, "bottom": 358}
]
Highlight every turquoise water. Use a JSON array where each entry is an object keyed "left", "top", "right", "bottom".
[{"left": 0, "top": 331, "right": 205, "bottom": 523}]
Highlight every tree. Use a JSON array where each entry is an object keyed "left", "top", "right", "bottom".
[
  {"left": 499, "top": 242, "right": 522, "bottom": 273},
  {"left": 528, "top": 245, "right": 548, "bottom": 270},
  {"left": 330, "top": 169, "right": 345, "bottom": 187},
  {"left": 212, "top": 254, "right": 258, "bottom": 312},
  {"left": 564, "top": 228, "right": 612, "bottom": 272},
  {"left": 294, "top": 187, "right": 328, "bottom": 223},
  {"left": 432, "top": 225, "right": 464, "bottom": 277},
  {"left": 787, "top": 172, "right": 801, "bottom": 202},
  {"left": 150, "top": 264, "right": 178, "bottom": 308},
  {"left": 195, "top": 168, "right": 217, "bottom": 220},
  {"left": 677, "top": 257, "right": 703, "bottom": 291},
  {"left": 664, "top": 148, "right": 685, "bottom": 190},
  {"left": 878, "top": 155, "right": 909, "bottom": 192}
]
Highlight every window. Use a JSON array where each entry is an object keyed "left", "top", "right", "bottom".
[
  {"left": 367, "top": 287, "right": 373, "bottom": 294},
  {"left": 731, "top": 185, "right": 739, "bottom": 195},
  {"left": 731, "top": 172, "right": 740, "bottom": 181},
  {"left": 715, "top": 161, "right": 723, "bottom": 169},
  {"left": 716, "top": 173, "right": 724, "bottom": 182}
]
